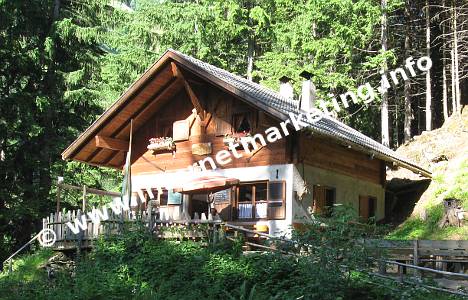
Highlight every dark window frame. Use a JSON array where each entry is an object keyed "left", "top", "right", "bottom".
[
  {"left": 234, "top": 180, "right": 286, "bottom": 221},
  {"left": 148, "top": 188, "right": 181, "bottom": 208}
]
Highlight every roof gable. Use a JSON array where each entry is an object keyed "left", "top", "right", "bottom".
[{"left": 62, "top": 49, "right": 430, "bottom": 177}]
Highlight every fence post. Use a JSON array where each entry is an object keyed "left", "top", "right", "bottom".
[
  {"left": 398, "top": 264, "right": 404, "bottom": 282},
  {"left": 413, "top": 240, "right": 421, "bottom": 280},
  {"left": 76, "top": 210, "right": 83, "bottom": 258},
  {"left": 378, "top": 258, "right": 387, "bottom": 275}
]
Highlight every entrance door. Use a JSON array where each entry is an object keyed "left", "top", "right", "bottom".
[
  {"left": 189, "top": 194, "right": 209, "bottom": 219},
  {"left": 189, "top": 189, "right": 232, "bottom": 221}
]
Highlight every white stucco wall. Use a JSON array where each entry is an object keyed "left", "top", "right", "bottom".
[
  {"left": 292, "top": 164, "right": 385, "bottom": 222},
  {"left": 131, "top": 163, "right": 385, "bottom": 237}
]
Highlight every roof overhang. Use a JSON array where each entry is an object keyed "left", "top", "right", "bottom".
[{"left": 173, "top": 175, "right": 239, "bottom": 194}]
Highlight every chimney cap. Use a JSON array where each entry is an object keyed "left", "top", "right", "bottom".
[
  {"left": 299, "top": 70, "right": 312, "bottom": 80},
  {"left": 279, "top": 75, "right": 292, "bottom": 83}
]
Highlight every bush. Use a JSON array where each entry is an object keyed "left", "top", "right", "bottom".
[{"left": 0, "top": 214, "right": 460, "bottom": 299}]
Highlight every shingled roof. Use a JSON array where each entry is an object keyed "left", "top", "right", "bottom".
[
  {"left": 62, "top": 49, "right": 430, "bottom": 177},
  {"left": 170, "top": 50, "right": 431, "bottom": 178}
]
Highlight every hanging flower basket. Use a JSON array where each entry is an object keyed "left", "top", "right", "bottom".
[
  {"left": 223, "top": 132, "right": 251, "bottom": 146},
  {"left": 147, "top": 137, "right": 175, "bottom": 152}
]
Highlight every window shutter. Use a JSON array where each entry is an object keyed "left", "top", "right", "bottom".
[
  {"left": 267, "top": 181, "right": 285, "bottom": 219},
  {"left": 313, "top": 186, "right": 326, "bottom": 214},
  {"left": 359, "top": 195, "right": 369, "bottom": 219}
]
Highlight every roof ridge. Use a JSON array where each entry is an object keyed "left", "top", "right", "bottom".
[
  {"left": 169, "top": 49, "right": 300, "bottom": 107},
  {"left": 169, "top": 49, "right": 430, "bottom": 177}
]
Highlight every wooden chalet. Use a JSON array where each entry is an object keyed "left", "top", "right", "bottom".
[{"left": 62, "top": 49, "right": 430, "bottom": 236}]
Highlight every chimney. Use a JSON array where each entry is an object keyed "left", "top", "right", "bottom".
[
  {"left": 299, "top": 71, "right": 316, "bottom": 112},
  {"left": 279, "top": 76, "right": 294, "bottom": 100}
]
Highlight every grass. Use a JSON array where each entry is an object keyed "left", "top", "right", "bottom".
[
  {"left": 0, "top": 248, "right": 53, "bottom": 282},
  {"left": 388, "top": 158, "right": 468, "bottom": 240}
]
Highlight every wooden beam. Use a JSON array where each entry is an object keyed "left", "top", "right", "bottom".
[
  {"left": 62, "top": 59, "right": 174, "bottom": 161},
  {"left": 171, "top": 62, "right": 205, "bottom": 120},
  {"left": 171, "top": 61, "right": 181, "bottom": 78},
  {"left": 57, "top": 183, "right": 121, "bottom": 197},
  {"left": 95, "top": 135, "right": 129, "bottom": 151},
  {"left": 85, "top": 77, "right": 181, "bottom": 164}
]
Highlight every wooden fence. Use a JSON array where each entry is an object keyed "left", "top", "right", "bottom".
[
  {"left": 366, "top": 239, "right": 468, "bottom": 273},
  {"left": 43, "top": 209, "right": 224, "bottom": 250}
]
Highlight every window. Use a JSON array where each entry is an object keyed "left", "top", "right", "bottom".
[
  {"left": 212, "top": 189, "right": 232, "bottom": 220},
  {"left": 255, "top": 182, "right": 268, "bottom": 218},
  {"left": 149, "top": 188, "right": 169, "bottom": 206},
  {"left": 232, "top": 113, "right": 252, "bottom": 133},
  {"left": 159, "top": 122, "right": 173, "bottom": 138},
  {"left": 359, "top": 195, "right": 377, "bottom": 221},
  {"left": 312, "top": 185, "right": 335, "bottom": 217},
  {"left": 235, "top": 181, "right": 286, "bottom": 220},
  {"left": 237, "top": 184, "right": 253, "bottom": 219}
]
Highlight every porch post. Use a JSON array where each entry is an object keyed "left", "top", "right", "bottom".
[{"left": 82, "top": 185, "right": 87, "bottom": 211}]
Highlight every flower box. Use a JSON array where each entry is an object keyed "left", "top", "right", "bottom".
[
  {"left": 223, "top": 132, "right": 251, "bottom": 146},
  {"left": 147, "top": 137, "right": 175, "bottom": 152}
]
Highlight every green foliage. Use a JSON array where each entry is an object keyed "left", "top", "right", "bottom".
[
  {"left": 1, "top": 210, "right": 457, "bottom": 299},
  {"left": 388, "top": 158, "right": 468, "bottom": 240},
  {"left": 0, "top": 248, "right": 53, "bottom": 283}
]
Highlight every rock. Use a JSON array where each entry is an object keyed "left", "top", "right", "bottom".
[
  {"left": 431, "top": 154, "right": 448, "bottom": 163},
  {"left": 40, "top": 252, "right": 76, "bottom": 279}
]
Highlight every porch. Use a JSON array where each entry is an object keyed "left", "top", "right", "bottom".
[{"left": 43, "top": 209, "right": 225, "bottom": 251}]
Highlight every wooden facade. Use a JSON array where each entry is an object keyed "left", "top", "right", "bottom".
[
  {"left": 130, "top": 87, "right": 290, "bottom": 175},
  {"left": 298, "top": 134, "right": 385, "bottom": 186}
]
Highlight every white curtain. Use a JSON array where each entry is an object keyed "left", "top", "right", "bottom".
[
  {"left": 238, "top": 203, "right": 252, "bottom": 219},
  {"left": 255, "top": 202, "right": 267, "bottom": 218}
]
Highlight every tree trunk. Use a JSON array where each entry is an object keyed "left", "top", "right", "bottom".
[
  {"left": 404, "top": 0, "right": 412, "bottom": 143},
  {"left": 381, "top": 0, "right": 390, "bottom": 147},
  {"left": 247, "top": 35, "right": 254, "bottom": 81},
  {"left": 442, "top": 0, "right": 449, "bottom": 121},
  {"left": 425, "top": 0, "right": 432, "bottom": 131},
  {"left": 53, "top": 0, "right": 60, "bottom": 20},
  {"left": 451, "top": 48, "right": 457, "bottom": 113},
  {"left": 443, "top": 60, "right": 449, "bottom": 120},
  {"left": 246, "top": 1, "right": 254, "bottom": 81},
  {"left": 452, "top": 0, "right": 461, "bottom": 113}
]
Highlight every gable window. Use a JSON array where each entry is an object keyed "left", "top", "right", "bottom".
[
  {"left": 159, "top": 122, "right": 173, "bottom": 138},
  {"left": 312, "top": 185, "right": 336, "bottom": 217},
  {"left": 359, "top": 195, "right": 377, "bottom": 221},
  {"left": 233, "top": 113, "right": 252, "bottom": 134},
  {"left": 235, "top": 181, "right": 285, "bottom": 220}
]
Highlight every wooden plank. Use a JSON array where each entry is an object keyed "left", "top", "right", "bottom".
[
  {"left": 84, "top": 77, "right": 181, "bottom": 165},
  {"left": 300, "top": 135, "right": 383, "bottom": 185},
  {"left": 418, "top": 240, "right": 468, "bottom": 249},
  {"left": 58, "top": 183, "right": 120, "bottom": 197},
  {"left": 171, "top": 62, "right": 205, "bottom": 120},
  {"left": 385, "top": 260, "right": 468, "bottom": 279},
  {"left": 95, "top": 135, "right": 129, "bottom": 151}
]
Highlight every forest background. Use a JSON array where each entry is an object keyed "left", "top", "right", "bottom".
[{"left": 1, "top": 0, "right": 466, "bottom": 262}]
